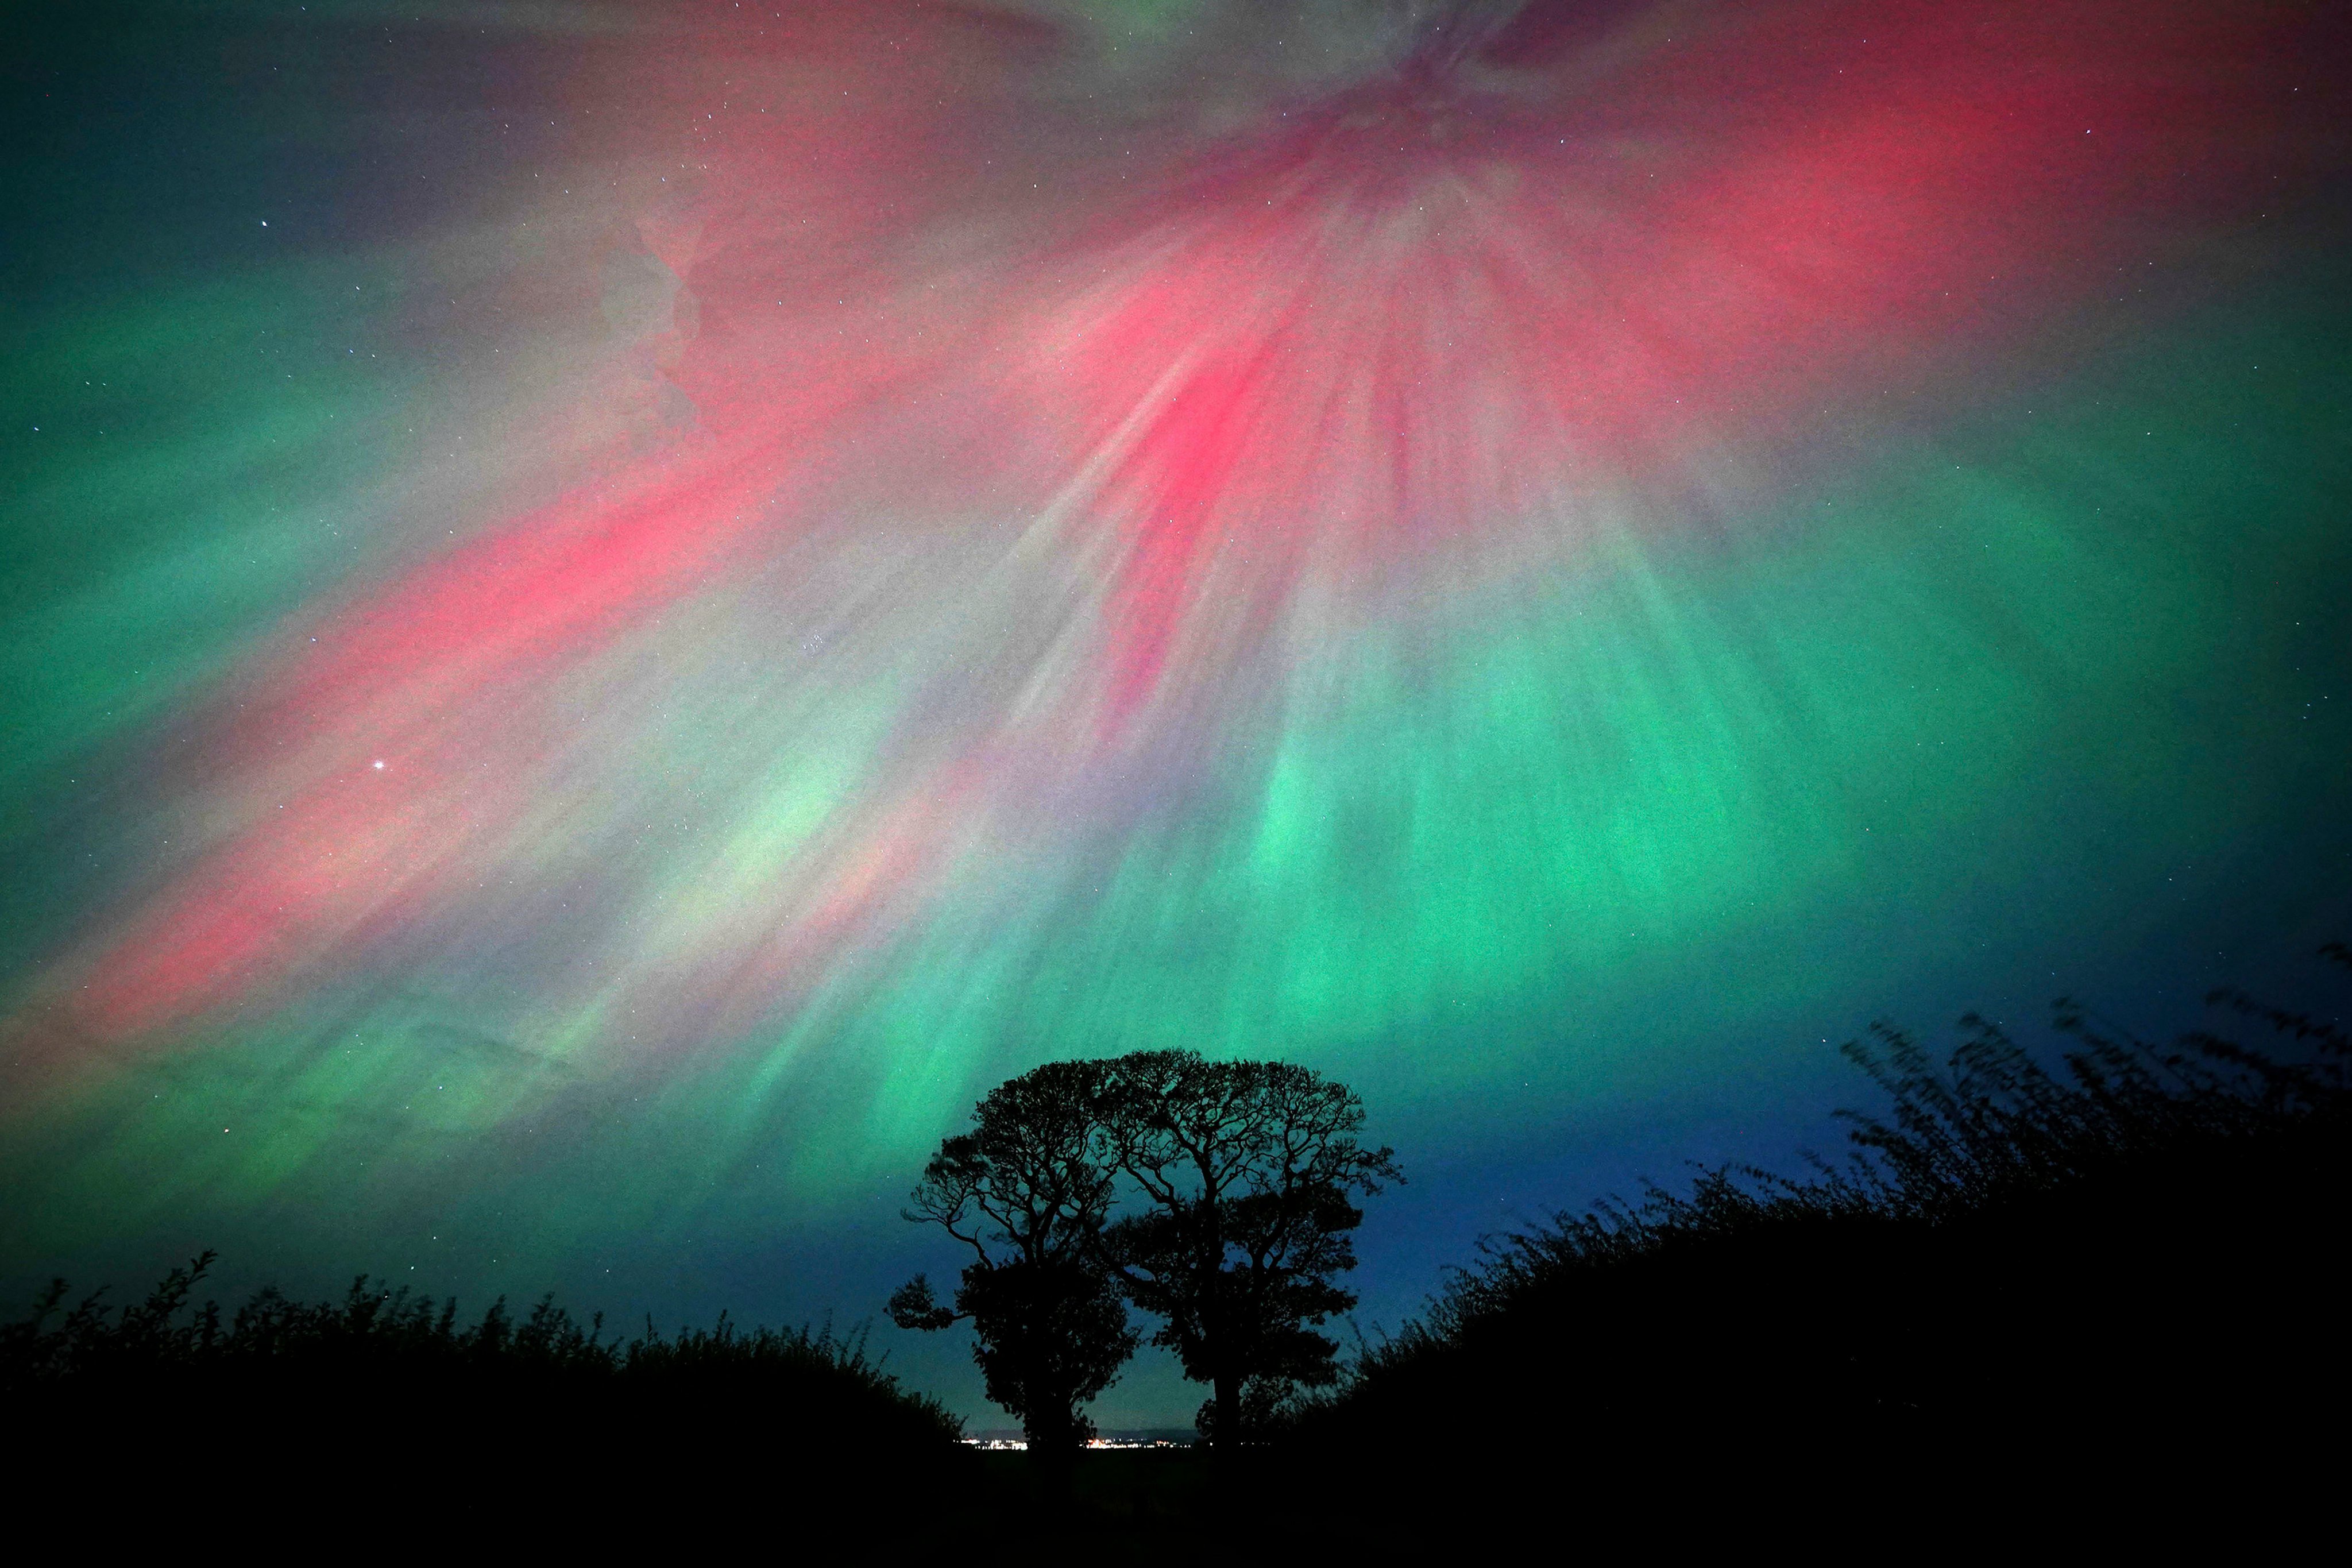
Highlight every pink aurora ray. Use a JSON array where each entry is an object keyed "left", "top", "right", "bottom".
[{"left": 23, "top": 1, "right": 2311, "bottom": 1071}]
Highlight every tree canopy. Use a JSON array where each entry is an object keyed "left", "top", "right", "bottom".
[
  {"left": 1103, "top": 1052, "right": 1400, "bottom": 1440},
  {"left": 887, "top": 1059, "right": 1137, "bottom": 1450},
  {"left": 892, "top": 1050, "right": 1399, "bottom": 1446}
]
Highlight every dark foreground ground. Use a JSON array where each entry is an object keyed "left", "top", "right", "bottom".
[
  {"left": 18, "top": 964, "right": 2345, "bottom": 1548},
  {"left": 13, "top": 1382, "right": 2338, "bottom": 1553}
]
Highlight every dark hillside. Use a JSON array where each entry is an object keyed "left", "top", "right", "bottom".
[
  {"left": 1285, "top": 953, "right": 2352, "bottom": 1518},
  {"left": 3, "top": 1265, "right": 974, "bottom": 1534}
]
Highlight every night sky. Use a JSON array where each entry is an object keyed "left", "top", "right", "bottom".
[{"left": 4, "top": 1, "right": 2347, "bottom": 1428}]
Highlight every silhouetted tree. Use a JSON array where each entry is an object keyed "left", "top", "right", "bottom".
[
  {"left": 888, "top": 1059, "right": 1137, "bottom": 1451},
  {"left": 1100, "top": 1052, "right": 1401, "bottom": 1443}
]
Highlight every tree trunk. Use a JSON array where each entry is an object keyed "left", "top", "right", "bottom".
[{"left": 1213, "top": 1371, "right": 1239, "bottom": 1447}]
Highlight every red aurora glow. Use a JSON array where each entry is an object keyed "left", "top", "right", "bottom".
[{"left": 37, "top": 0, "right": 2314, "bottom": 1056}]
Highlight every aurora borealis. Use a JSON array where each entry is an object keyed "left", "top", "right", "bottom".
[{"left": 4, "top": 1, "right": 2348, "bottom": 1427}]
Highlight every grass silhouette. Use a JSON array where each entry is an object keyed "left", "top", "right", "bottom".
[
  {"left": 1278, "top": 946, "right": 2350, "bottom": 1527},
  {"left": 7, "top": 1257, "right": 956, "bottom": 1436},
  {"left": 5, "top": 1257, "right": 972, "bottom": 1535}
]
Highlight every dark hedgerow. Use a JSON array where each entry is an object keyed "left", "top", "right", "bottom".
[
  {"left": 7, "top": 1262, "right": 960, "bottom": 1439},
  {"left": 4, "top": 1263, "right": 971, "bottom": 1521},
  {"left": 1285, "top": 945, "right": 2352, "bottom": 1485}
]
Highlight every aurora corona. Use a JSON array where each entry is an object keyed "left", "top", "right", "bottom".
[{"left": 3, "top": 2, "right": 2345, "bottom": 1425}]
